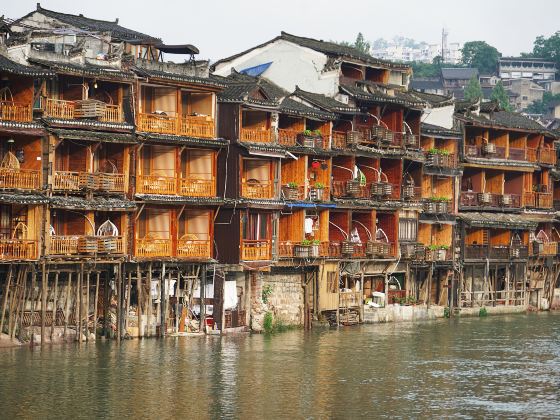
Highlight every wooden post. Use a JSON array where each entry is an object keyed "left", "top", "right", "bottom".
[
  {"left": 16, "top": 275, "right": 28, "bottom": 342},
  {"left": 85, "top": 271, "right": 90, "bottom": 342},
  {"left": 147, "top": 263, "right": 152, "bottom": 337},
  {"left": 41, "top": 262, "right": 47, "bottom": 345},
  {"left": 116, "top": 265, "right": 122, "bottom": 342},
  {"left": 64, "top": 272, "right": 72, "bottom": 338},
  {"left": 136, "top": 265, "right": 142, "bottom": 338},
  {"left": 29, "top": 269, "right": 36, "bottom": 343},
  {"left": 94, "top": 272, "right": 100, "bottom": 338},
  {"left": 104, "top": 271, "right": 110, "bottom": 339},
  {"left": 78, "top": 265, "right": 83, "bottom": 343},
  {"left": 200, "top": 264, "right": 206, "bottom": 333},
  {"left": 427, "top": 263, "right": 433, "bottom": 309},
  {"left": 160, "top": 263, "right": 166, "bottom": 337},
  {"left": 8, "top": 267, "right": 22, "bottom": 338},
  {"left": 125, "top": 270, "right": 132, "bottom": 332},
  {"left": 51, "top": 272, "right": 59, "bottom": 341},
  {"left": 0, "top": 264, "right": 14, "bottom": 337}
]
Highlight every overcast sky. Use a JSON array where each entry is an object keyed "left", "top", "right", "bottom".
[{"left": 4, "top": 0, "right": 560, "bottom": 61}]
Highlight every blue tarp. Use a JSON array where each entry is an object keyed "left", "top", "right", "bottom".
[
  {"left": 285, "top": 202, "right": 337, "bottom": 208},
  {"left": 239, "top": 62, "right": 272, "bottom": 77}
]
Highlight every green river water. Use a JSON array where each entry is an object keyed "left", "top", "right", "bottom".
[{"left": 0, "top": 312, "right": 559, "bottom": 419}]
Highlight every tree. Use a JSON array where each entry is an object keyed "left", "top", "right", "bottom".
[
  {"left": 432, "top": 55, "right": 443, "bottom": 66},
  {"left": 526, "top": 92, "right": 560, "bottom": 114},
  {"left": 490, "top": 81, "right": 512, "bottom": 111},
  {"left": 354, "top": 32, "right": 371, "bottom": 54},
  {"left": 464, "top": 75, "right": 483, "bottom": 102},
  {"left": 532, "top": 31, "right": 560, "bottom": 71},
  {"left": 461, "top": 41, "right": 501, "bottom": 74}
]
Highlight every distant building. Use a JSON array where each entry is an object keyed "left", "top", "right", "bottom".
[
  {"left": 503, "top": 79, "right": 545, "bottom": 111},
  {"left": 499, "top": 57, "right": 557, "bottom": 83},
  {"left": 412, "top": 68, "right": 478, "bottom": 99}
]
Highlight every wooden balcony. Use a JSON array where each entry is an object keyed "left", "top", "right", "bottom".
[
  {"left": 100, "top": 104, "right": 124, "bottom": 123},
  {"left": 240, "top": 128, "right": 273, "bottom": 143},
  {"left": 53, "top": 171, "right": 82, "bottom": 191},
  {"left": 527, "top": 148, "right": 538, "bottom": 162},
  {"left": 43, "top": 98, "right": 75, "bottom": 119},
  {"left": 465, "top": 245, "right": 528, "bottom": 260},
  {"left": 0, "top": 168, "right": 40, "bottom": 190},
  {"left": 0, "top": 100, "right": 32, "bottom": 122},
  {"left": 177, "top": 239, "right": 211, "bottom": 259},
  {"left": 136, "top": 174, "right": 177, "bottom": 195},
  {"left": 49, "top": 235, "right": 124, "bottom": 255},
  {"left": 460, "top": 191, "right": 521, "bottom": 208},
  {"left": 425, "top": 153, "right": 457, "bottom": 169},
  {"left": 241, "top": 239, "right": 271, "bottom": 261},
  {"left": 179, "top": 116, "right": 215, "bottom": 139},
  {"left": 529, "top": 241, "right": 558, "bottom": 256},
  {"left": 178, "top": 178, "right": 216, "bottom": 197},
  {"left": 137, "top": 113, "right": 176, "bottom": 134},
  {"left": 241, "top": 180, "right": 274, "bottom": 199},
  {"left": 331, "top": 131, "right": 346, "bottom": 149},
  {"left": 339, "top": 291, "right": 362, "bottom": 308},
  {"left": 524, "top": 191, "right": 553, "bottom": 208},
  {"left": 97, "top": 173, "right": 125, "bottom": 193},
  {"left": 135, "top": 237, "right": 172, "bottom": 258},
  {"left": 538, "top": 148, "right": 556, "bottom": 165},
  {"left": 0, "top": 239, "right": 37, "bottom": 260},
  {"left": 278, "top": 129, "right": 298, "bottom": 146}
]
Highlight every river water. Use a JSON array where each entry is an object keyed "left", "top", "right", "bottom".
[{"left": 0, "top": 313, "right": 559, "bottom": 419}]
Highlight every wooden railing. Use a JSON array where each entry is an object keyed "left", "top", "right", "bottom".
[
  {"left": 0, "top": 168, "right": 40, "bottom": 190},
  {"left": 177, "top": 239, "right": 211, "bottom": 259},
  {"left": 49, "top": 236, "right": 79, "bottom": 255},
  {"left": 241, "top": 180, "right": 274, "bottom": 199},
  {"left": 538, "top": 148, "right": 556, "bottom": 165},
  {"left": 101, "top": 104, "right": 123, "bottom": 123},
  {"left": 526, "top": 148, "right": 537, "bottom": 162},
  {"left": 53, "top": 171, "right": 82, "bottom": 191},
  {"left": 137, "top": 113, "right": 177, "bottom": 134},
  {"left": 178, "top": 178, "right": 216, "bottom": 197},
  {"left": 97, "top": 173, "right": 125, "bottom": 193},
  {"left": 0, "top": 239, "right": 37, "bottom": 260},
  {"left": 135, "top": 238, "right": 172, "bottom": 258},
  {"left": 529, "top": 241, "right": 558, "bottom": 256},
  {"left": 241, "top": 239, "right": 271, "bottom": 261},
  {"left": 44, "top": 98, "right": 75, "bottom": 119},
  {"left": 136, "top": 174, "right": 177, "bottom": 195},
  {"left": 277, "top": 129, "right": 299, "bottom": 146},
  {"left": 465, "top": 245, "right": 528, "bottom": 260},
  {"left": 331, "top": 131, "right": 346, "bottom": 149},
  {"left": 240, "top": 128, "right": 273, "bottom": 143},
  {"left": 524, "top": 191, "right": 553, "bottom": 208},
  {"left": 460, "top": 191, "right": 521, "bottom": 208},
  {"left": 460, "top": 290, "right": 526, "bottom": 307},
  {"left": 425, "top": 153, "right": 457, "bottom": 168},
  {"left": 0, "top": 100, "right": 33, "bottom": 122},
  {"left": 179, "top": 116, "right": 215, "bottom": 138},
  {"left": 339, "top": 291, "right": 362, "bottom": 308}
]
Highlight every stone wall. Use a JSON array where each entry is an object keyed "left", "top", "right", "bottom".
[{"left": 260, "top": 272, "right": 304, "bottom": 328}]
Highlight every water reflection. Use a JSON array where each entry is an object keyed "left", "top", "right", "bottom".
[{"left": 0, "top": 313, "right": 558, "bottom": 418}]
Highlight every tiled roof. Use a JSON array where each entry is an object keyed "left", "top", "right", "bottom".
[
  {"left": 50, "top": 196, "right": 136, "bottom": 211},
  {"left": 0, "top": 193, "right": 48, "bottom": 205},
  {"left": 293, "top": 87, "right": 359, "bottom": 114},
  {"left": 218, "top": 71, "right": 286, "bottom": 106},
  {"left": 134, "top": 195, "right": 224, "bottom": 205},
  {"left": 212, "top": 32, "right": 410, "bottom": 72},
  {"left": 42, "top": 118, "right": 134, "bottom": 132},
  {"left": 459, "top": 212, "right": 538, "bottom": 229},
  {"left": 410, "top": 78, "right": 443, "bottom": 91},
  {"left": 29, "top": 57, "right": 135, "bottom": 80},
  {"left": 0, "top": 54, "right": 55, "bottom": 77},
  {"left": 457, "top": 109, "right": 556, "bottom": 136},
  {"left": 131, "top": 66, "right": 226, "bottom": 89},
  {"left": 279, "top": 97, "right": 335, "bottom": 120},
  {"left": 340, "top": 84, "right": 424, "bottom": 109},
  {"left": 421, "top": 123, "right": 462, "bottom": 139},
  {"left": 441, "top": 68, "right": 478, "bottom": 80},
  {"left": 49, "top": 128, "right": 138, "bottom": 144},
  {"left": 411, "top": 90, "right": 454, "bottom": 108},
  {"left": 28, "top": 5, "right": 160, "bottom": 43},
  {"left": 136, "top": 132, "right": 228, "bottom": 148}
]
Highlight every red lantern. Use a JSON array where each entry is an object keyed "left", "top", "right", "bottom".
[{"left": 311, "top": 161, "right": 320, "bottom": 169}]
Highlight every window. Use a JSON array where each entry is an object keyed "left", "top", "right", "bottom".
[
  {"left": 241, "top": 212, "right": 271, "bottom": 240},
  {"left": 399, "top": 215, "right": 417, "bottom": 242}
]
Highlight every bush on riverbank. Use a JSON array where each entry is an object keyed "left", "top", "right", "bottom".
[{"left": 263, "top": 312, "right": 299, "bottom": 334}]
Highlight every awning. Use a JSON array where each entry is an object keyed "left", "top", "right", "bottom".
[
  {"left": 240, "top": 62, "right": 272, "bottom": 77},
  {"left": 285, "top": 202, "right": 336, "bottom": 208},
  {"left": 239, "top": 142, "right": 287, "bottom": 158},
  {"left": 50, "top": 196, "right": 136, "bottom": 211},
  {"left": 458, "top": 212, "right": 541, "bottom": 230},
  {"left": 155, "top": 44, "right": 199, "bottom": 55}
]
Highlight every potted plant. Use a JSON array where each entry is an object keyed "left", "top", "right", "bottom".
[
  {"left": 309, "top": 182, "right": 325, "bottom": 201},
  {"left": 478, "top": 192, "right": 492, "bottom": 205},
  {"left": 435, "top": 197, "right": 449, "bottom": 213},
  {"left": 371, "top": 172, "right": 393, "bottom": 198},
  {"left": 294, "top": 239, "right": 312, "bottom": 258},
  {"left": 311, "top": 239, "right": 320, "bottom": 257},
  {"left": 282, "top": 181, "right": 300, "bottom": 200},
  {"left": 346, "top": 130, "right": 363, "bottom": 145},
  {"left": 500, "top": 194, "right": 513, "bottom": 206},
  {"left": 427, "top": 244, "right": 448, "bottom": 261},
  {"left": 297, "top": 129, "right": 322, "bottom": 148},
  {"left": 482, "top": 141, "right": 496, "bottom": 155},
  {"left": 426, "top": 148, "right": 450, "bottom": 166},
  {"left": 346, "top": 178, "right": 361, "bottom": 196}
]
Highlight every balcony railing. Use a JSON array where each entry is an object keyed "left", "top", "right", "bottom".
[
  {"left": 179, "top": 116, "right": 215, "bottom": 138},
  {"left": 240, "top": 128, "right": 273, "bottom": 143},
  {"left": 538, "top": 148, "right": 556, "bottom": 165},
  {"left": 97, "top": 173, "right": 125, "bottom": 193},
  {"left": 529, "top": 241, "right": 558, "bottom": 256},
  {"left": 0, "top": 100, "right": 33, "bottom": 122},
  {"left": 0, "top": 239, "right": 37, "bottom": 260},
  {"left": 100, "top": 104, "right": 123, "bottom": 123},
  {"left": 53, "top": 171, "right": 82, "bottom": 191},
  {"left": 178, "top": 178, "right": 216, "bottom": 197},
  {"left": 135, "top": 237, "right": 172, "bottom": 258},
  {"left": 53, "top": 171, "right": 125, "bottom": 193},
  {"left": 137, "top": 113, "right": 176, "bottom": 134},
  {"left": 43, "top": 98, "right": 75, "bottom": 119},
  {"left": 524, "top": 191, "right": 553, "bottom": 208},
  {"left": 177, "top": 239, "right": 211, "bottom": 259},
  {"left": 49, "top": 235, "right": 124, "bottom": 255},
  {"left": 241, "top": 239, "right": 271, "bottom": 261},
  {"left": 460, "top": 191, "right": 521, "bottom": 208},
  {"left": 138, "top": 113, "right": 216, "bottom": 138},
  {"left": 331, "top": 131, "right": 346, "bottom": 149},
  {"left": 339, "top": 291, "right": 362, "bottom": 308},
  {"left": 465, "top": 145, "right": 506, "bottom": 159},
  {"left": 136, "top": 174, "right": 177, "bottom": 195},
  {"left": 277, "top": 129, "right": 298, "bottom": 146},
  {"left": 465, "top": 245, "right": 528, "bottom": 259},
  {"left": 0, "top": 169, "right": 40, "bottom": 190},
  {"left": 241, "top": 180, "right": 274, "bottom": 199},
  {"left": 425, "top": 153, "right": 457, "bottom": 169}
]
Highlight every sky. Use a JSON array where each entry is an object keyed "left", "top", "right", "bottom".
[{"left": 4, "top": 0, "right": 560, "bottom": 62}]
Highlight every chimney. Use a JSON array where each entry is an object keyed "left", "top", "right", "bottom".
[
  {"left": 36, "top": 3, "right": 41, "bottom": 10},
  {"left": 115, "top": 18, "right": 119, "bottom": 24}
]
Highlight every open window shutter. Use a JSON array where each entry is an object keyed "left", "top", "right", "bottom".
[{"left": 271, "top": 212, "right": 278, "bottom": 260}]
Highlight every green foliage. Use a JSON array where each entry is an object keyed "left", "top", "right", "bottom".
[
  {"left": 428, "top": 148, "right": 450, "bottom": 155},
  {"left": 479, "top": 307, "right": 488, "bottom": 317},
  {"left": 526, "top": 91, "right": 560, "bottom": 114},
  {"left": 302, "top": 129, "right": 312, "bottom": 136},
  {"left": 443, "top": 307, "right": 450, "bottom": 318},
  {"left": 427, "top": 244, "right": 449, "bottom": 251},
  {"left": 314, "top": 182, "right": 325, "bottom": 189},
  {"left": 313, "top": 129, "right": 322, "bottom": 136},
  {"left": 302, "top": 129, "right": 322, "bottom": 137},
  {"left": 354, "top": 32, "right": 371, "bottom": 54},
  {"left": 263, "top": 312, "right": 274, "bottom": 333},
  {"left": 262, "top": 284, "right": 273, "bottom": 304},
  {"left": 490, "top": 81, "right": 512, "bottom": 111},
  {"left": 464, "top": 75, "right": 483, "bottom": 102},
  {"left": 461, "top": 41, "right": 501, "bottom": 74},
  {"left": 287, "top": 181, "right": 298, "bottom": 188},
  {"left": 429, "top": 196, "right": 450, "bottom": 202},
  {"left": 532, "top": 31, "right": 560, "bottom": 69},
  {"left": 301, "top": 239, "right": 313, "bottom": 246}
]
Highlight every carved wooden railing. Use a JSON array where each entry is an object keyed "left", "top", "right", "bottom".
[
  {"left": 178, "top": 178, "right": 216, "bottom": 197},
  {"left": 331, "top": 131, "right": 347, "bottom": 149},
  {"left": 53, "top": 171, "right": 82, "bottom": 191},
  {"left": 137, "top": 113, "right": 177, "bottom": 134},
  {"left": 241, "top": 239, "right": 271, "bottom": 261},
  {"left": 0, "top": 100, "right": 33, "bottom": 122},
  {"left": 179, "top": 116, "right": 215, "bottom": 138},
  {"left": 43, "top": 98, "right": 75, "bottom": 119},
  {"left": 135, "top": 238, "right": 172, "bottom": 258},
  {"left": 49, "top": 236, "right": 79, "bottom": 255},
  {"left": 100, "top": 104, "right": 123, "bottom": 123},
  {"left": 136, "top": 174, "right": 177, "bottom": 195},
  {"left": 0, "top": 239, "right": 37, "bottom": 260},
  {"left": 537, "top": 192, "right": 553, "bottom": 208},
  {"left": 97, "top": 173, "right": 125, "bottom": 193},
  {"left": 538, "top": 148, "right": 556, "bottom": 165},
  {"left": 240, "top": 128, "right": 273, "bottom": 143},
  {"left": 339, "top": 291, "right": 362, "bottom": 308},
  {"left": 530, "top": 241, "right": 558, "bottom": 256},
  {"left": 0, "top": 169, "right": 40, "bottom": 190},
  {"left": 177, "top": 239, "right": 211, "bottom": 259},
  {"left": 241, "top": 180, "right": 274, "bottom": 199},
  {"left": 277, "top": 128, "right": 299, "bottom": 146}
]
